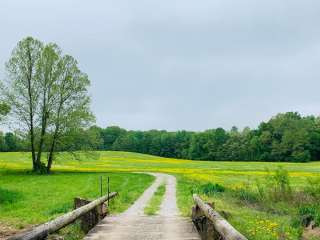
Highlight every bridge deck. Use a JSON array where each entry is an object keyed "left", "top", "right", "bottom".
[
  {"left": 84, "top": 173, "right": 200, "bottom": 240},
  {"left": 85, "top": 216, "right": 200, "bottom": 240}
]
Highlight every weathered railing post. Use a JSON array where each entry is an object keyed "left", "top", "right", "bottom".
[
  {"left": 192, "top": 203, "right": 219, "bottom": 240},
  {"left": 107, "top": 176, "right": 110, "bottom": 207},
  {"left": 192, "top": 194, "right": 247, "bottom": 240},
  {"left": 74, "top": 197, "right": 107, "bottom": 233}
]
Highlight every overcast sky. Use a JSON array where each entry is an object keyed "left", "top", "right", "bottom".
[{"left": 1, "top": 1, "right": 320, "bottom": 131}]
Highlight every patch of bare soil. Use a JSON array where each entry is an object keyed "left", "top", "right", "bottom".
[
  {"left": 303, "top": 222, "right": 320, "bottom": 240},
  {"left": 0, "top": 223, "right": 18, "bottom": 240}
]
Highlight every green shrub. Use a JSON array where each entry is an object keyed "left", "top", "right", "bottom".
[
  {"left": 236, "top": 188, "right": 258, "bottom": 204},
  {"left": 262, "top": 167, "right": 292, "bottom": 202},
  {"left": 200, "top": 183, "right": 225, "bottom": 196},
  {"left": 233, "top": 167, "right": 294, "bottom": 212},
  {"left": 298, "top": 204, "right": 320, "bottom": 226},
  {"left": 191, "top": 182, "right": 225, "bottom": 196},
  {"left": 304, "top": 177, "right": 320, "bottom": 199}
]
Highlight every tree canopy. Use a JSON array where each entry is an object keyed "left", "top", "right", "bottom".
[
  {"left": 1, "top": 37, "right": 93, "bottom": 173},
  {"left": 1, "top": 112, "right": 318, "bottom": 163}
]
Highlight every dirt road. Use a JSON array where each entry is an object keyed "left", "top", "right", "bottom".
[{"left": 85, "top": 173, "right": 200, "bottom": 240}]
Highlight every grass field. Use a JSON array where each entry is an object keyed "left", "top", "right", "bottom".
[
  {"left": 1, "top": 151, "right": 320, "bottom": 239},
  {"left": 144, "top": 184, "right": 166, "bottom": 215},
  {"left": 0, "top": 155, "right": 155, "bottom": 239}
]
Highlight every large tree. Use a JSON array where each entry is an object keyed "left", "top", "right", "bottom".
[{"left": 1, "top": 37, "right": 94, "bottom": 173}]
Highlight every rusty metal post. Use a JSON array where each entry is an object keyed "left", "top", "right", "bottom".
[
  {"left": 107, "top": 176, "right": 110, "bottom": 207},
  {"left": 100, "top": 176, "right": 103, "bottom": 197}
]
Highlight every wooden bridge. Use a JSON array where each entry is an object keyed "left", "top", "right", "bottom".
[
  {"left": 8, "top": 173, "right": 246, "bottom": 240},
  {"left": 85, "top": 173, "right": 200, "bottom": 240}
]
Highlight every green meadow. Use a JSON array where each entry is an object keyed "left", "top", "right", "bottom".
[{"left": 1, "top": 151, "right": 320, "bottom": 239}]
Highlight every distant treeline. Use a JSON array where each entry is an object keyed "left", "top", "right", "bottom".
[{"left": 1, "top": 112, "right": 320, "bottom": 162}]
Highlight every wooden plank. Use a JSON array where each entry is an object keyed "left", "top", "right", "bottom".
[
  {"left": 74, "top": 197, "right": 107, "bottom": 232},
  {"left": 8, "top": 192, "right": 118, "bottom": 240},
  {"left": 193, "top": 194, "right": 247, "bottom": 240}
]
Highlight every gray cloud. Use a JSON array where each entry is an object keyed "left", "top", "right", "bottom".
[{"left": 1, "top": 0, "right": 320, "bottom": 131}]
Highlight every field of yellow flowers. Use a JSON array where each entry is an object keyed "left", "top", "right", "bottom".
[{"left": 1, "top": 151, "right": 319, "bottom": 239}]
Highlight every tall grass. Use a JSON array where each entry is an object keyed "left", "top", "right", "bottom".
[{"left": 232, "top": 167, "right": 320, "bottom": 231}]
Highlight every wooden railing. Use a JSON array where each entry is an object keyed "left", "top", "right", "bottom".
[
  {"left": 192, "top": 194, "right": 247, "bottom": 240},
  {"left": 8, "top": 192, "right": 118, "bottom": 240}
]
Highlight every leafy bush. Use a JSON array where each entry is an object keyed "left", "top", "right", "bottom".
[
  {"left": 236, "top": 188, "right": 259, "bottom": 204},
  {"left": 298, "top": 204, "right": 320, "bottom": 226},
  {"left": 256, "top": 167, "right": 292, "bottom": 202},
  {"left": 269, "top": 167, "right": 292, "bottom": 201},
  {"left": 233, "top": 167, "right": 293, "bottom": 209},
  {"left": 200, "top": 183, "right": 225, "bottom": 196},
  {"left": 191, "top": 182, "right": 225, "bottom": 196},
  {"left": 304, "top": 177, "right": 320, "bottom": 199}
]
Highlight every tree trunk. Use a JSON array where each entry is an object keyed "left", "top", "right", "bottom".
[
  {"left": 47, "top": 137, "right": 56, "bottom": 173},
  {"left": 46, "top": 98, "right": 63, "bottom": 173},
  {"left": 26, "top": 45, "right": 37, "bottom": 172},
  {"left": 47, "top": 119, "right": 60, "bottom": 173},
  {"left": 30, "top": 131, "right": 37, "bottom": 171},
  {"left": 36, "top": 82, "right": 51, "bottom": 171},
  {"left": 36, "top": 113, "right": 47, "bottom": 168}
]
